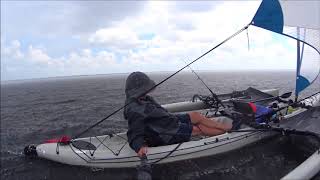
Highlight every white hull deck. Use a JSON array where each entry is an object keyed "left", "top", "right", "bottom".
[{"left": 37, "top": 127, "right": 275, "bottom": 168}]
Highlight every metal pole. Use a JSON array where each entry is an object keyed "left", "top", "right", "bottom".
[{"left": 295, "top": 27, "right": 301, "bottom": 102}]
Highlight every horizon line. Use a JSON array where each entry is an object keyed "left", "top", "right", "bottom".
[{"left": 1, "top": 69, "right": 296, "bottom": 83}]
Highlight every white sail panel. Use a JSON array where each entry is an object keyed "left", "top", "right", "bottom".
[
  {"left": 280, "top": 1, "right": 320, "bottom": 30},
  {"left": 280, "top": 1, "right": 320, "bottom": 53}
]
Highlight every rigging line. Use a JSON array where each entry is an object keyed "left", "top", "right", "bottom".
[
  {"left": 72, "top": 24, "right": 250, "bottom": 140},
  {"left": 149, "top": 142, "right": 183, "bottom": 165},
  {"left": 246, "top": 27, "right": 250, "bottom": 51},
  {"left": 301, "top": 91, "right": 320, "bottom": 102},
  {"left": 300, "top": 28, "right": 306, "bottom": 62},
  {"left": 179, "top": 64, "right": 225, "bottom": 109},
  {"left": 181, "top": 58, "right": 216, "bottom": 97}
]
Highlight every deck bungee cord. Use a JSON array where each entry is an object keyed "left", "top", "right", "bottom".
[{"left": 65, "top": 127, "right": 265, "bottom": 163}]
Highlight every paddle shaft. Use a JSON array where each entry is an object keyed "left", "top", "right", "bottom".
[
  {"left": 137, "top": 155, "right": 152, "bottom": 180},
  {"left": 250, "top": 91, "right": 291, "bottom": 103},
  {"left": 229, "top": 127, "right": 320, "bottom": 143}
]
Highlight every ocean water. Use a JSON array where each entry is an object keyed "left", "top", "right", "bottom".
[{"left": 1, "top": 71, "right": 319, "bottom": 180}]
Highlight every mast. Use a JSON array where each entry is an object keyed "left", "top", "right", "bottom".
[{"left": 295, "top": 27, "right": 300, "bottom": 102}]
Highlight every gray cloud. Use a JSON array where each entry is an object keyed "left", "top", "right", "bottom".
[
  {"left": 2, "top": 1, "right": 145, "bottom": 38},
  {"left": 63, "top": 1, "right": 145, "bottom": 34}
]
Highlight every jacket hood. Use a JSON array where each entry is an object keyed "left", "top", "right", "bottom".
[{"left": 125, "top": 72, "right": 156, "bottom": 99}]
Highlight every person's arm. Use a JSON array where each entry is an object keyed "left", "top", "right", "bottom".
[{"left": 127, "top": 110, "right": 147, "bottom": 153}]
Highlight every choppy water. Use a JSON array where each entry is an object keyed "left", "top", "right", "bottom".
[{"left": 1, "top": 71, "right": 319, "bottom": 180}]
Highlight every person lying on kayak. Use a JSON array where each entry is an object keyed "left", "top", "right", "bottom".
[{"left": 124, "top": 72, "right": 232, "bottom": 157}]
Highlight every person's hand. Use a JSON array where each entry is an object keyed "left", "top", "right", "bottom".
[{"left": 137, "top": 146, "right": 148, "bottom": 158}]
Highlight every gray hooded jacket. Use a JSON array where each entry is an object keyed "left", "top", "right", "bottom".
[{"left": 124, "top": 72, "right": 179, "bottom": 152}]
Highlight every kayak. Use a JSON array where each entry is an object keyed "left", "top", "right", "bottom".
[
  {"left": 30, "top": 89, "right": 320, "bottom": 169},
  {"left": 36, "top": 127, "right": 273, "bottom": 168},
  {"left": 281, "top": 150, "right": 320, "bottom": 180}
]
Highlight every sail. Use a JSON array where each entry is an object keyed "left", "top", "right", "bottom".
[{"left": 251, "top": 0, "right": 320, "bottom": 97}]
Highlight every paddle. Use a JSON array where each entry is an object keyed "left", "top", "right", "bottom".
[
  {"left": 251, "top": 92, "right": 292, "bottom": 103},
  {"left": 279, "top": 92, "right": 293, "bottom": 99},
  {"left": 228, "top": 126, "right": 320, "bottom": 143},
  {"left": 137, "top": 155, "right": 152, "bottom": 180}
]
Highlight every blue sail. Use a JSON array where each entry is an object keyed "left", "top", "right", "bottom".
[
  {"left": 251, "top": 0, "right": 320, "bottom": 97},
  {"left": 251, "top": 0, "right": 283, "bottom": 34}
]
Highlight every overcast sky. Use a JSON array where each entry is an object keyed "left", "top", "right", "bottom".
[{"left": 1, "top": 1, "right": 300, "bottom": 81}]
